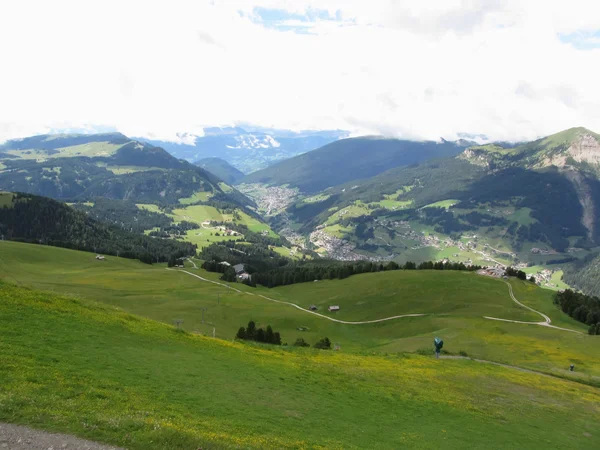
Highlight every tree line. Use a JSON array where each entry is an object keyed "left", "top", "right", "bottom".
[
  {"left": 0, "top": 193, "right": 196, "bottom": 264},
  {"left": 554, "top": 290, "right": 600, "bottom": 335},
  {"left": 249, "top": 260, "right": 481, "bottom": 288},
  {"left": 202, "top": 257, "right": 482, "bottom": 289},
  {"left": 235, "top": 321, "right": 281, "bottom": 345}
]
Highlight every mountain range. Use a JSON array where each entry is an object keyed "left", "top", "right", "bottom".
[
  {"left": 3, "top": 127, "right": 600, "bottom": 297},
  {"left": 237, "top": 127, "right": 600, "bottom": 297},
  {"left": 138, "top": 127, "right": 348, "bottom": 173},
  {"left": 242, "top": 136, "right": 474, "bottom": 192},
  {"left": 0, "top": 132, "right": 249, "bottom": 206}
]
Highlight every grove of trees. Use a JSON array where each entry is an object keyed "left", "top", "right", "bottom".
[
  {"left": 554, "top": 290, "right": 600, "bottom": 334},
  {"left": 235, "top": 321, "right": 282, "bottom": 345}
]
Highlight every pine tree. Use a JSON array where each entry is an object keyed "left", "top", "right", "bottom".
[
  {"left": 235, "top": 327, "right": 246, "bottom": 340},
  {"left": 246, "top": 321, "right": 256, "bottom": 340},
  {"left": 265, "top": 325, "right": 274, "bottom": 343},
  {"left": 256, "top": 328, "right": 265, "bottom": 342}
]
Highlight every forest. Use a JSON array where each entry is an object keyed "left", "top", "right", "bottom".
[
  {"left": 0, "top": 193, "right": 196, "bottom": 263},
  {"left": 554, "top": 289, "right": 600, "bottom": 334},
  {"left": 202, "top": 250, "right": 482, "bottom": 288}
]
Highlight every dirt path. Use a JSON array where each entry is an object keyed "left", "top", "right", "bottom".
[
  {"left": 174, "top": 268, "right": 582, "bottom": 332},
  {"left": 172, "top": 269, "right": 427, "bottom": 325},
  {"left": 0, "top": 423, "right": 123, "bottom": 450},
  {"left": 483, "top": 281, "right": 583, "bottom": 334},
  {"left": 439, "top": 356, "right": 555, "bottom": 377}
]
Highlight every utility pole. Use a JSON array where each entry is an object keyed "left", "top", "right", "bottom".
[
  {"left": 212, "top": 327, "right": 216, "bottom": 338},
  {"left": 200, "top": 307, "right": 207, "bottom": 324},
  {"left": 217, "top": 293, "right": 220, "bottom": 305}
]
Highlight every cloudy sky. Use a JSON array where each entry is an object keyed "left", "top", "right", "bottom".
[{"left": 1, "top": 0, "right": 600, "bottom": 143}]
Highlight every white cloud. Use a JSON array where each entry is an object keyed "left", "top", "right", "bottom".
[{"left": 1, "top": 0, "right": 599, "bottom": 143}]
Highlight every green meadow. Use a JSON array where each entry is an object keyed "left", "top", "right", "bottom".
[
  {"left": 1, "top": 241, "right": 600, "bottom": 448},
  {"left": 1, "top": 280, "right": 599, "bottom": 449},
  {"left": 0, "top": 241, "right": 598, "bottom": 385}
]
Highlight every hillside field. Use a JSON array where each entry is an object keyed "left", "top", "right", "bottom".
[
  {"left": 0, "top": 241, "right": 598, "bottom": 386},
  {"left": 136, "top": 204, "right": 278, "bottom": 249},
  {"left": 1, "top": 280, "right": 599, "bottom": 449}
]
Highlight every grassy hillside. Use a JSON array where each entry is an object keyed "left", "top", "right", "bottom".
[
  {"left": 1, "top": 241, "right": 598, "bottom": 385},
  {"left": 0, "top": 133, "right": 251, "bottom": 207},
  {"left": 0, "top": 193, "right": 196, "bottom": 263},
  {"left": 196, "top": 157, "right": 245, "bottom": 184},
  {"left": 242, "top": 137, "right": 468, "bottom": 193},
  {"left": 1, "top": 280, "right": 599, "bottom": 449}
]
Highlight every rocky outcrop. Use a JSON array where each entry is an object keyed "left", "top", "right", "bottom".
[
  {"left": 567, "top": 133, "right": 600, "bottom": 165},
  {"left": 458, "top": 149, "right": 492, "bottom": 168}
]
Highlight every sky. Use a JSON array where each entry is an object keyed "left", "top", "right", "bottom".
[{"left": 1, "top": 0, "right": 600, "bottom": 144}]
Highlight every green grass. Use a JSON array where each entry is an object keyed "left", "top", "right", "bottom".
[
  {"left": 136, "top": 203, "right": 162, "bottom": 213},
  {"left": 421, "top": 199, "right": 459, "bottom": 209},
  {"left": 5, "top": 142, "right": 123, "bottom": 160},
  {"left": 324, "top": 202, "right": 371, "bottom": 225},
  {"left": 270, "top": 270, "right": 540, "bottom": 322},
  {"left": 171, "top": 205, "right": 223, "bottom": 223},
  {"left": 301, "top": 193, "right": 331, "bottom": 203},
  {"left": 1, "top": 241, "right": 598, "bottom": 384},
  {"left": 1, "top": 280, "right": 599, "bottom": 449},
  {"left": 105, "top": 166, "right": 165, "bottom": 175},
  {"left": 177, "top": 191, "right": 213, "bottom": 204},
  {"left": 551, "top": 270, "right": 570, "bottom": 290},
  {"left": 374, "top": 198, "right": 413, "bottom": 209},
  {"left": 218, "top": 182, "right": 234, "bottom": 193},
  {"left": 508, "top": 207, "right": 537, "bottom": 226},
  {"left": 135, "top": 204, "right": 277, "bottom": 248},
  {"left": 235, "top": 211, "right": 277, "bottom": 236},
  {"left": 0, "top": 191, "right": 15, "bottom": 207},
  {"left": 322, "top": 223, "right": 354, "bottom": 238}
]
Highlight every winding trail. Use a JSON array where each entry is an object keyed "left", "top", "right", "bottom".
[
  {"left": 174, "top": 266, "right": 582, "bottom": 333},
  {"left": 172, "top": 268, "right": 426, "bottom": 325},
  {"left": 483, "top": 281, "right": 583, "bottom": 334}
]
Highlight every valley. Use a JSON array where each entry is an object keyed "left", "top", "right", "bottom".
[
  {"left": 237, "top": 128, "right": 600, "bottom": 298},
  {"left": 2, "top": 128, "right": 600, "bottom": 449},
  {"left": 4, "top": 4, "right": 600, "bottom": 448}
]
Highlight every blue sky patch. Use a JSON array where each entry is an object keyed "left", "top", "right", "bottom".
[
  {"left": 559, "top": 30, "right": 600, "bottom": 50},
  {"left": 249, "top": 7, "right": 340, "bottom": 33}
]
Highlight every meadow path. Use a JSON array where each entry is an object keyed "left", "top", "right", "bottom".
[
  {"left": 0, "top": 422, "right": 123, "bottom": 450},
  {"left": 172, "top": 268, "right": 426, "bottom": 325},
  {"left": 175, "top": 266, "right": 582, "bottom": 333},
  {"left": 483, "top": 281, "right": 583, "bottom": 334}
]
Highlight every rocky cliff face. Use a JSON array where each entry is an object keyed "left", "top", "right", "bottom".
[
  {"left": 541, "top": 133, "right": 600, "bottom": 168},
  {"left": 567, "top": 133, "right": 600, "bottom": 165},
  {"left": 458, "top": 148, "right": 493, "bottom": 168}
]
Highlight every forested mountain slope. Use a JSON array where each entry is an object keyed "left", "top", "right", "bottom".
[
  {"left": 246, "top": 128, "right": 600, "bottom": 296},
  {"left": 0, "top": 133, "right": 250, "bottom": 206},
  {"left": 242, "top": 136, "right": 471, "bottom": 193},
  {"left": 0, "top": 191, "right": 195, "bottom": 263},
  {"left": 196, "top": 157, "right": 245, "bottom": 184}
]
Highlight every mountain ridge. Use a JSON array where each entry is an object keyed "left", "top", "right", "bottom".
[{"left": 241, "top": 136, "right": 472, "bottom": 193}]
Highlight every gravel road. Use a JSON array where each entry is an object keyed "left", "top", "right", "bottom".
[{"left": 0, "top": 423, "right": 123, "bottom": 450}]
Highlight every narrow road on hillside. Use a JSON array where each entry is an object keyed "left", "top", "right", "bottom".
[
  {"left": 173, "top": 267, "right": 582, "bottom": 332},
  {"left": 483, "top": 280, "right": 583, "bottom": 334},
  {"left": 0, "top": 423, "right": 122, "bottom": 450},
  {"left": 171, "top": 268, "right": 427, "bottom": 325}
]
